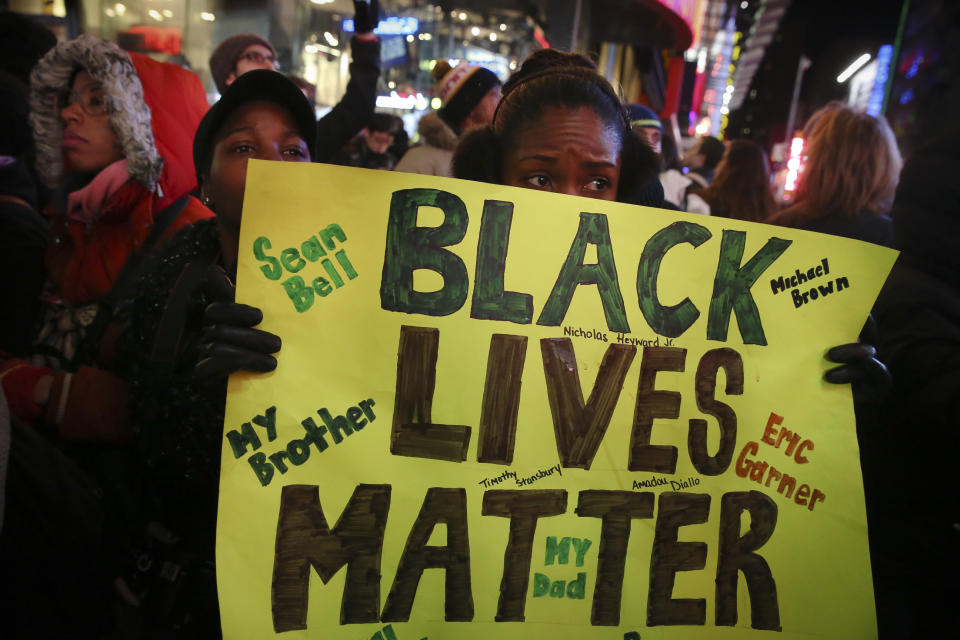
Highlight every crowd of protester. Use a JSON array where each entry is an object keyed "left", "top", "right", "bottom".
[{"left": 0, "top": 0, "right": 957, "bottom": 637}]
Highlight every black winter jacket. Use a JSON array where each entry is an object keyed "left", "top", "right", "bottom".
[
  {"left": 315, "top": 37, "right": 380, "bottom": 163},
  {"left": 115, "top": 219, "right": 224, "bottom": 544},
  {"left": 771, "top": 208, "right": 894, "bottom": 248},
  {"left": 869, "top": 136, "right": 960, "bottom": 635}
]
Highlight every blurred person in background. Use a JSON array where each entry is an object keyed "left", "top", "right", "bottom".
[
  {"left": 331, "top": 111, "right": 401, "bottom": 170},
  {"left": 627, "top": 103, "right": 663, "bottom": 154},
  {"left": 626, "top": 103, "right": 698, "bottom": 212},
  {"left": 688, "top": 139, "right": 776, "bottom": 222},
  {"left": 387, "top": 114, "right": 409, "bottom": 165},
  {"left": 209, "top": 33, "right": 278, "bottom": 93},
  {"left": 0, "top": 10, "right": 57, "bottom": 87},
  {"left": 0, "top": 10, "right": 57, "bottom": 210},
  {"left": 208, "top": 0, "right": 381, "bottom": 164},
  {"left": 395, "top": 59, "right": 501, "bottom": 177},
  {"left": 770, "top": 102, "right": 901, "bottom": 247},
  {"left": 682, "top": 134, "right": 725, "bottom": 191},
  {"left": 658, "top": 120, "right": 700, "bottom": 210},
  {"left": 0, "top": 72, "right": 47, "bottom": 356}
]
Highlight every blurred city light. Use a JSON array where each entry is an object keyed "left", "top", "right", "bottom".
[
  {"left": 837, "top": 53, "right": 871, "bottom": 83},
  {"left": 784, "top": 135, "right": 805, "bottom": 195}
]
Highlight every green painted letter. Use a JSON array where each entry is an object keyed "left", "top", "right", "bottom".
[
  {"left": 537, "top": 213, "right": 629, "bottom": 332},
  {"left": 707, "top": 231, "right": 792, "bottom": 345},
  {"left": 381, "top": 189, "right": 469, "bottom": 316},
  {"left": 470, "top": 200, "right": 533, "bottom": 324},
  {"left": 253, "top": 236, "right": 282, "bottom": 280},
  {"left": 637, "top": 221, "right": 712, "bottom": 338}
]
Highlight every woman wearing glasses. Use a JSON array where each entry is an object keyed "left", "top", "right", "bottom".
[
  {"left": 0, "top": 33, "right": 216, "bottom": 637},
  {"left": 0, "top": 35, "right": 212, "bottom": 440}
]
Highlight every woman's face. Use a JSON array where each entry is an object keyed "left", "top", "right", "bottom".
[
  {"left": 501, "top": 106, "right": 621, "bottom": 201},
  {"left": 59, "top": 70, "right": 124, "bottom": 174},
  {"left": 202, "top": 100, "right": 311, "bottom": 229}
]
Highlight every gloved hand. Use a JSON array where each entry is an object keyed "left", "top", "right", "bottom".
[
  {"left": 823, "top": 315, "right": 891, "bottom": 403},
  {"left": 353, "top": 0, "right": 380, "bottom": 35},
  {"left": 193, "top": 265, "right": 281, "bottom": 386}
]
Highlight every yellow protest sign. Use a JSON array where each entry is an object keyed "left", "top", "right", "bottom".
[{"left": 218, "top": 161, "right": 896, "bottom": 639}]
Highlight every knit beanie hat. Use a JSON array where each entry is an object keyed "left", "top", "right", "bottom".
[
  {"left": 627, "top": 103, "right": 662, "bottom": 131},
  {"left": 209, "top": 33, "right": 275, "bottom": 94},
  {"left": 433, "top": 60, "right": 500, "bottom": 132}
]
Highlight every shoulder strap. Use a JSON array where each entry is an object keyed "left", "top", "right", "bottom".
[
  {"left": 149, "top": 250, "right": 220, "bottom": 374},
  {"left": 143, "top": 195, "right": 190, "bottom": 250},
  {"left": 104, "top": 195, "right": 191, "bottom": 312}
]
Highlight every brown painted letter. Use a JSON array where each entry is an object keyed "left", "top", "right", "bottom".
[
  {"left": 382, "top": 488, "right": 473, "bottom": 622},
  {"left": 647, "top": 492, "right": 710, "bottom": 626},
  {"left": 630, "top": 347, "right": 686, "bottom": 472},
  {"left": 391, "top": 326, "right": 471, "bottom": 461},
  {"left": 716, "top": 491, "right": 781, "bottom": 630},
  {"left": 688, "top": 348, "right": 744, "bottom": 475},
  {"left": 541, "top": 338, "right": 637, "bottom": 469},
  {"left": 478, "top": 334, "right": 528, "bottom": 464},
  {"left": 482, "top": 490, "right": 568, "bottom": 621},
  {"left": 576, "top": 490, "right": 655, "bottom": 625},
  {"left": 272, "top": 484, "right": 391, "bottom": 632}
]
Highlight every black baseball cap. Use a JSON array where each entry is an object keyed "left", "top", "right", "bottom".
[{"left": 193, "top": 69, "right": 317, "bottom": 184}]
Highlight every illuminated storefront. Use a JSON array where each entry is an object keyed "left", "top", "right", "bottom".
[
  {"left": 12, "top": 0, "right": 537, "bottom": 134},
  {"left": 11, "top": 1, "right": 727, "bottom": 142}
]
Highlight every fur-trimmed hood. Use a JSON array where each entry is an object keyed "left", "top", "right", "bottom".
[
  {"left": 30, "top": 35, "right": 209, "bottom": 209},
  {"left": 416, "top": 111, "right": 459, "bottom": 151}
]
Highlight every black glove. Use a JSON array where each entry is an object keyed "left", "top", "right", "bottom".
[
  {"left": 823, "top": 315, "right": 891, "bottom": 402},
  {"left": 353, "top": 0, "right": 380, "bottom": 35},
  {"left": 193, "top": 265, "right": 281, "bottom": 385}
]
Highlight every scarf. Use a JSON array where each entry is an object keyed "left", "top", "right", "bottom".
[{"left": 65, "top": 159, "right": 132, "bottom": 224}]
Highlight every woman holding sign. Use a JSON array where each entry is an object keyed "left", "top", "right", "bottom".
[
  {"left": 451, "top": 49, "right": 886, "bottom": 392},
  {"left": 112, "top": 69, "right": 309, "bottom": 635},
  {"left": 453, "top": 50, "right": 664, "bottom": 206}
]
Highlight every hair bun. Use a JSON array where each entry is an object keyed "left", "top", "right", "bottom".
[{"left": 432, "top": 59, "right": 453, "bottom": 83}]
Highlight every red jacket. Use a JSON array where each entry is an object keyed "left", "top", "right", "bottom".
[
  {"left": 4, "top": 38, "right": 216, "bottom": 437},
  {"left": 36, "top": 47, "right": 214, "bottom": 305}
]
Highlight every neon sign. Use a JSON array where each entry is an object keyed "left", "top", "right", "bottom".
[
  {"left": 866, "top": 44, "right": 893, "bottom": 117},
  {"left": 342, "top": 16, "right": 419, "bottom": 35}
]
